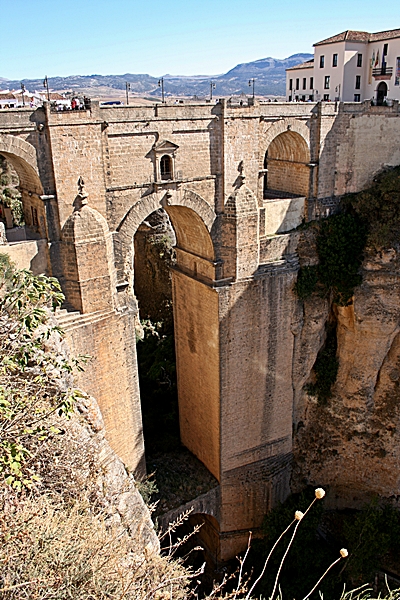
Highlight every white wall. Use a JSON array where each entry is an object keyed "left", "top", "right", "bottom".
[
  {"left": 287, "top": 32, "right": 400, "bottom": 104},
  {"left": 286, "top": 67, "right": 314, "bottom": 101},
  {"left": 363, "top": 37, "right": 400, "bottom": 102}
]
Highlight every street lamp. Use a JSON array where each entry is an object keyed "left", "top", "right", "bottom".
[
  {"left": 20, "top": 83, "right": 26, "bottom": 107},
  {"left": 125, "top": 82, "right": 131, "bottom": 106},
  {"left": 210, "top": 82, "right": 216, "bottom": 101},
  {"left": 158, "top": 78, "right": 165, "bottom": 103},
  {"left": 249, "top": 78, "right": 255, "bottom": 99},
  {"left": 43, "top": 76, "right": 50, "bottom": 102}
]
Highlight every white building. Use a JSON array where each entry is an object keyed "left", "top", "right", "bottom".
[{"left": 286, "top": 28, "right": 400, "bottom": 104}]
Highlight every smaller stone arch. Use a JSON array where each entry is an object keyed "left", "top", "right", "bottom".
[
  {"left": 0, "top": 134, "right": 42, "bottom": 195},
  {"left": 262, "top": 124, "right": 311, "bottom": 198},
  {"left": 0, "top": 134, "right": 47, "bottom": 239},
  {"left": 263, "top": 117, "right": 310, "bottom": 149}
]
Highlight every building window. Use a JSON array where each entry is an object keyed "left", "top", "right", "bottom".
[
  {"left": 357, "top": 54, "right": 363, "bottom": 67},
  {"left": 310, "top": 77, "right": 314, "bottom": 89},
  {"left": 296, "top": 78, "right": 299, "bottom": 90},
  {"left": 303, "top": 77, "right": 306, "bottom": 90},
  {"left": 324, "top": 75, "right": 330, "bottom": 89},
  {"left": 323, "top": 94, "right": 330, "bottom": 101},
  {"left": 160, "top": 155, "right": 173, "bottom": 180},
  {"left": 301, "top": 95, "right": 306, "bottom": 101},
  {"left": 320, "top": 55, "right": 325, "bottom": 68},
  {"left": 288, "top": 95, "right": 292, "bottom": 101},
  {"left": 383, "top": 44, "right": 388, "bottom": 57},
  {"left": 289, "top": 78, "right": 293, "bottom": 90},
  {"left": 309, "top": 94, "right": 314, "bottom": 101},
  {"left": 354, "top": 94, "right": 361, "bottom": 102},
  {"left": 355, "top": 75, "right": 361, "bottom": 89},
  {"left": 332, "top": 54, "right": 338, "bottom": 67}
]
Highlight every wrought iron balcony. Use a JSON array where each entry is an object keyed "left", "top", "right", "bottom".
[{"left": 372, "top": 66, "right": 393, "bottom": 78}]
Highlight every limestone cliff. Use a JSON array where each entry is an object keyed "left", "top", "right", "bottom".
[{"left": 292, "top": 228, "right": 400, "bottom": 506}]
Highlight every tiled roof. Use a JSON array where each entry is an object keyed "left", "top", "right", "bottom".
[
  {"left": 369, "top": 28, "right": 400, "bottom": 42},
  {"left": 286, "top": 59, "right": 314, "bottom": 71},
  {"left": 314, "top": 30, "right": 369, "bottom": 46},
  {"left": 314, "top": 28, "right": 400, "bottom": 46},
  {"left": 48, "top": 92, "right": 65, "bottom": 100},
  {"left": 0, "top": 92, "right": 17, "bottom": 100}
]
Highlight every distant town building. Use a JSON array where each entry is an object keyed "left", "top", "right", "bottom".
[{"left": 286, "top": 28, "right": 400, "bottom": 104}]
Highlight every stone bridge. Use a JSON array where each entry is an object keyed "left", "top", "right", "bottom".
[{"left": 1, "top": 98, "right": 400, "bottom": 559}]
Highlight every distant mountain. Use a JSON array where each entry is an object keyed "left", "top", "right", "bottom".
[{"left": 1, "top": 54, "right": 312, "bottom": 98}]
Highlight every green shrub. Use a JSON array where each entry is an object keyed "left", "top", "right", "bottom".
[
  {"left": 295, "top": 214, "right": 366, "bottom": 306},
  {"left": 295, "top": 265, "right": 319, "bottom": 300},
  {"left": 342, "top": 166, "right": 400, "bottom": 250},
  {"left": 317, "top": 213, "right": 367, "bottom": 306},
  {"left": 0, "top": 263, "right": 82, "bottom": 489}
]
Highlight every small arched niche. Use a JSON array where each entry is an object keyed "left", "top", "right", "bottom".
[{"left": 160, "top": 155, "right": 173, "bottom": 180}]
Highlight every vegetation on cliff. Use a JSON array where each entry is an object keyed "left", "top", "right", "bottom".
[
  {"left": 295, "top": 213, "right": 366, "bottom": 306},
  {"left": 0, "top": 256, "right": 193, "bottom": 599},
  {"left": 296, "top": 166, "right": 400, "bottom": 305},
  {"left": 342, "top": 165, "right": 400, "bottom": 251}
]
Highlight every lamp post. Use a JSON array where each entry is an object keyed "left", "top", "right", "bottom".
[
  {"left": 43, "top": 76, "right": 50, "bottom": 101},
  {"left": 158, "top": 78, "right": 165, "bottom": 103},
  {"left": 125, "top": 82, "right": 131, "bottom": 106},
  {"left": 20, "top": 83, "right": 26, "bottom": 107},
  {"left": 210, "top": 81, "right": 216, "bottom": 101},
  {"left": 249, "top": 78, "right": 255, "bottom": 99}
]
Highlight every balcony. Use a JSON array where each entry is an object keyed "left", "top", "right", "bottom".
[{"left": 372, "top": 66, "right": 393, "bottom": 80}]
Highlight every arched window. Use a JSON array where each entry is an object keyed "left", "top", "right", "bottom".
[{"left": 160, "top": 155, "right": 173, "bottom": 180}]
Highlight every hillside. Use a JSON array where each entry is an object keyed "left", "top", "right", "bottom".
[{"left": 1, "top": 53, "right": 312, "bottom": 99}]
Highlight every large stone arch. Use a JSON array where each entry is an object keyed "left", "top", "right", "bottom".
[{"left": 115, "top": 188, "right": 216, "bottom": 284}]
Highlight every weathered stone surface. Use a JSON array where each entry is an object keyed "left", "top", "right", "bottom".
[{"left": 292, "top": 247, "right": 400, "bottom": 506}]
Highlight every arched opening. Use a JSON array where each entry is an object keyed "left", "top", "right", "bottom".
[
  {"left": 132, "top": 203, "right": 219, "bottom": 516},
  {"left": 376, "top": 82, "right": 388, "bottom": 106},
  {"left": 0, "top": 151, "right": 46, "bottom": 242},
  {"left": 160, "top": 154, "right": 173, "bottom": 180},
  {"left": 264, "top": 130, "right": 310, "bottom": 199},
  {"left": 263, "top": 150, "right": 268, "bottom": 197}
]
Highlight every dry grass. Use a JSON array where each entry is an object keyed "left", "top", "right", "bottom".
[{"left": 0, "top": 492, "right": 193, "bottom": 600}]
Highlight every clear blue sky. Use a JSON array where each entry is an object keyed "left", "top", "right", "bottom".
[{"left": 2, "top": 0, "right": 398, "bottom": 79}]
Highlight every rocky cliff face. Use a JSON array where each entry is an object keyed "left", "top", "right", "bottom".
[
  {"left": 292, "top": 230, "right": 400, "bottom": 507},
  {"left": 69, "top": 392, "right": 159, "bottom": 552},
  {"left": 42, "top": 315, "right": 159, "bottom": 554}
]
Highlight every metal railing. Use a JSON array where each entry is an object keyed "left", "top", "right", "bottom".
[{"left": 372, "top": 66, "right": 393, "bottom": 77}]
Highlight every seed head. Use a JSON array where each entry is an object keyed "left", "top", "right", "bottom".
[
  {"left": 295, "top": 510, "right": 304, "bottom": 521},
  {"left": 315, "top": 488, "right": 326, "bottom": 499},
  {"left": 340, "top": 548, "right": 348, "bottom": 558}
]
